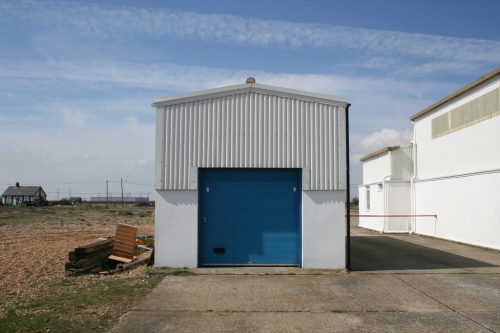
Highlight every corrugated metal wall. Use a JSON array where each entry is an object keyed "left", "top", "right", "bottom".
[
  {"left": 156, "top": 91, "right": 346, "bottom": 190},
  {"left": 391, "top": 146, "right": 413, "bottom": 180}
]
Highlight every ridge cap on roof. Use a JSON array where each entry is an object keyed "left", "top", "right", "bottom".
[{"left": 152, "top": 82, "right": 348, "bottom": 106}]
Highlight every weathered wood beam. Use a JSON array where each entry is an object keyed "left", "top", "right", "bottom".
[{"left": 74, "top": 238, "right": 114, "bottom": 254}]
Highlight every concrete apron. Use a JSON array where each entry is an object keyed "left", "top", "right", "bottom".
[{"left": 109, "top": 229, "right": 500, "bottom": 333}]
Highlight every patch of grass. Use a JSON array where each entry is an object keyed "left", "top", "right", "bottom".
[
  {"left": 35, "top": 209, "right": 57, "bottom": 215},
  {"left": 0, "top": 275, "right": 163, "bottom": 333},
  {"left": 168, "top": 270, "right": 196, "bottom": 276}
]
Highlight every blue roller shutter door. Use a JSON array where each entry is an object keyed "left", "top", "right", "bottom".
[{"left": 200, "top": 168, "right": 301, "bottom": 266}]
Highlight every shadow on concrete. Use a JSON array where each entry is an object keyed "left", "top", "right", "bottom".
[{"left": 350, "top": 236, "right": 498, "bottom": 271}]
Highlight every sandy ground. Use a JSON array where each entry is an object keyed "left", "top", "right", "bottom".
[
  {"left": 0, "top": 205, "right": 359, "bottom": 311},
  {"left": 0, "top": 204, "right": 155, "bottom": 311}
]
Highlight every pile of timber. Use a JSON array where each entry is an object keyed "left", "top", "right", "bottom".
[{"left": 65, "top": 238, "right": 115, "bottom": 273}]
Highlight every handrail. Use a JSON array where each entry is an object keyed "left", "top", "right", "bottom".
[{"left": 350, "top": 214, "right": 437, "bottom": 218}]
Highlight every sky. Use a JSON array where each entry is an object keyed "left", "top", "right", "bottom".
[{"left": 1, "top": 0, "right": 499, "bottom": 201}]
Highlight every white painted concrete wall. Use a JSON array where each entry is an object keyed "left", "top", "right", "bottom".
[
  {"left": 155, "top": 190, "right": 198, "bottom": 268},
  {"left": 386, "top": 181, "right": 411, "bottom": 232},
  {"left": 415, "top": 80, "right": 500, "bottom": 180},
  {"left": 362, "top": 152, "right": 391, "bottom": 185},
  {"left": 358, "top": 184, "right": 384, "bottom": 232},
  {"left": 302, "top": 191, "right": 346, "bottom": 268},
  {"left": 155, "top": 188, "right": 347, "bottom": 269},
  {"left": 359, "top": 152, "right": 389, "bottom": 232},
  {"left": 411, "top": 74, "right": 500, "bottom": 250},
  {"left": 416, "top": 114, "right": 500, "bottom": 180},
  {"left": 414, "top": 172, "right": 500, "bottom": 250},
  {"left": 358, "top": 182, "right": 411, "bottom": 232}
]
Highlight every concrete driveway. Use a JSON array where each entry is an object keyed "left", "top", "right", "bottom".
[{"left": 109, "top": 227, "right": 500, "bottom": 332}]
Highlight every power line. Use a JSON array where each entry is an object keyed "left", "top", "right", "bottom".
[{"left": 44, "top": 191, "right": 151, "bottom": 195}]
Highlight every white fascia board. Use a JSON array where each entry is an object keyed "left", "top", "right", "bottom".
[
  {"left": 250, "top": 83, "right": 348, "bottom": 106},
  {"left": 152, "top": 83, "right": 348, "bottom": 108},
  {"left": 152, "top": 83, "right": 250, "bottom": 107}
]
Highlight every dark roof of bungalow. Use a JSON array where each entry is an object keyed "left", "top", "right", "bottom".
[{"left": 2, "top": 186, "right": 44, "bottom": 197}]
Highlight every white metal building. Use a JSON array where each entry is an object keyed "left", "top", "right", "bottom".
[
  {"left": 359, "top": 67, "right": 500, "bottom": 251},
  {"left": 358, "top": 146, "right": 413, "bottom": 232},
  {"left": 153, "top": 79, "right": 349, "bottom": 268}
]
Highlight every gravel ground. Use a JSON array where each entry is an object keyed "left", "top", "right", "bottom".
[{"left": 0, "top": 205, "right": 155, "bottom": 314}]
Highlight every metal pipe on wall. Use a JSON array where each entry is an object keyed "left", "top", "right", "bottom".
[{"left": 345, "top": 103, "right": 351, "bottom": 271}]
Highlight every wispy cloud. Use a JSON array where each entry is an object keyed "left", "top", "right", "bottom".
[
  {"left": 1, "top": 0, "right": 496, "bottom": 198},
  {"left": 0, "top": 57, "right": 454, "bottom": 137},
  {"left": 2, "top": 1, "right": 499, "bottom": 74},
  {"left": 0, "top": 118, "right": 155, "bottom": 190},
  {"left": 349, "top": 127, "right": 414, "bottom": 187},
  {"left": 0, "top": 58, "right": 233, "bottom": 91},
  {"left": 354, "top": 128, "right": 413, "bottom": 155},
  {"left": 0, "top": 58, "right": 453, "bottom": 99},
  {"left": 72, "top": 153, "right": 97, "bottom": 161}
]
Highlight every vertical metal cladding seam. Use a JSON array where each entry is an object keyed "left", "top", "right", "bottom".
[
  {"left": 334, "top": 105, "right": 339, "bottom": 188},
  {"left": 165, "top": 107, "right": 172, "bottom": 188},
  {"left": 160, "top": 107, "right": 167, "bottom": 189}
]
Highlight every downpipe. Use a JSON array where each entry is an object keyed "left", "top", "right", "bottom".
[
  {"left": 345, "top": 103, "right": 351, "bottom": 271},
  {"left": 410, "top": 124, "right": 418, "bottom": 234},
  {"left": 381, "top": 175, "right": 391, "bottom": 233}
]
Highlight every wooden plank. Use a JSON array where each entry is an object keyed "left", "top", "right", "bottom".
[
  {"left": 65, "top": 251, "right": 114, "bottom": 271},
  {"left": 116, "top": 223, "right": 136, "bottom": 230},
  {"left": 113, "top": 250, "right": 135, "bottom": 257},
  {"left": 109, "top": 224, "right": 137, "bottom": 263},
  {"left": 109, "top": 255, "right": 134, "bottom": 263},
  {"left": 69, "top": 247, "right": 114, "bottom": 260},
  {"left": 113, "top": 245, "right": 134, "bottom": 253},
  {"left": 74, "top": 238, "right": 115, "bottom": 254}
]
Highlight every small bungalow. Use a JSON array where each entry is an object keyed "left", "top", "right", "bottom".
[{"left": 2, "top": 182, "right": 48, "bottom": 206}]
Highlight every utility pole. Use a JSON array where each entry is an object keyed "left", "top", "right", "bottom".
[
  {"left": 106, "top": 181, "right": 109, "bottom": 208},
  {"left": 121, "top": 178, "right": 124, "bottom": 207}
]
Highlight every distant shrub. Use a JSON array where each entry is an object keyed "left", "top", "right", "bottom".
[
  {"left": 135, "top": 202, "right": 154, "bottom": 207},
  {"left": 49, "top": 199, "right": 72, "bottom": 206}
]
